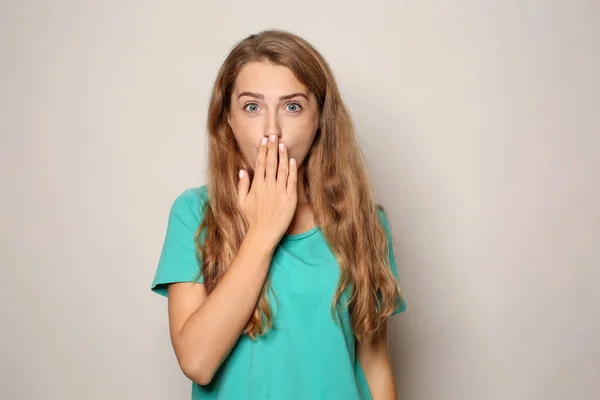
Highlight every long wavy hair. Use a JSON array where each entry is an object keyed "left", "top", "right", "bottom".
[{"left": 194, "top": 29, "right": 403, "bottom": 342}]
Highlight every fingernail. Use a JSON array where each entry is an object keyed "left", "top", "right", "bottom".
[
  {"left": 279, "top": 143, "right": 285, "bottom": 152},
  {"left": 269, "top": 135, "right": 277, "bottom": 143},
  {"left": 239, "top": 170, "right": 245, "bottom": 178},
  {"left": 290, "top": 158, "right": 296, "bottom": 165},
  {"left": 261, "top": 137, "right": 268, "bottom": 145}
]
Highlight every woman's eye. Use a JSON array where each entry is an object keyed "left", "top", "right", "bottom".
[
  {"left": 244, "top": 103, "right": 260, "bottom": 112},
  {"left": 244, "top": 102, "right": 302, "bottom": 113},
  {"left": 285, "top": 102, "right": 302, "bottom": 113}
]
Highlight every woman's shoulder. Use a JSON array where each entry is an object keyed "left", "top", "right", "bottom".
[
  {"left": 179, "top": 184, "right": 209, "bottom": 203},
  {"left": 375, "top": 203, "right": 388, "bottom": 224},
  {"left": 168, "top": 184, "right": 209, "bottom": 221}
]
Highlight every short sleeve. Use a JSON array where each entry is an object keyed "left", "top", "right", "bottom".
[
  {"left": 377, "top": 207, "right": 407, "bottom": 315},
  {"left": 150, "top": 187, "right": 208, "bottom": 297}
]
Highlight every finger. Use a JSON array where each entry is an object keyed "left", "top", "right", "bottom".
[
  {"left": 265, "top": 135, "right": 278, "bottom": 185},
  {"left": 237, "top": 169, "right": 249, "bottom": 206},
  {"left": 277, "top": 142, "right": 288, "bottom": 191},
  {"left": 254, "top": 136, "right": 268, "bottom": 183},
  {"left": 287, "top": 158, "right": 297, "bottom": 197}
]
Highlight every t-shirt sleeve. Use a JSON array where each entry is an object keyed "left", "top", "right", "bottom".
[
  {"left": 151, "top": 189, "right": 206, "bottom": 297},
  {"left": 377, "top": 208, "right": 407, "bottom": 315}
]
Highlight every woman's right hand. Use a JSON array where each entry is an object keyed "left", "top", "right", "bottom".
[{"left": 237, "top": 135, "right": 298, "bottom": 248}]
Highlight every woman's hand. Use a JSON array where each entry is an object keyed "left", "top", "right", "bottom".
[{"left": 237, "top": 135, "right": 298, "bottom": 247}]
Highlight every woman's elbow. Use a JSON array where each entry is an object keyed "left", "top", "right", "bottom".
[
  {"left": 177, "top": 352, "right": 214, "bottom": 386},
  {"left": 180, "top": 360, "right": 213, "bottom": 386}
]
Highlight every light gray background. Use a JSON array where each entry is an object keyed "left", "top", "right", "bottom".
[{"left": 1, "top": 1, "right": 599, "bottom": 399}]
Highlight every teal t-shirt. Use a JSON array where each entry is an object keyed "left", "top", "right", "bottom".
[{"left": 151, "top": 185, "right": 407, "bottom": 399}]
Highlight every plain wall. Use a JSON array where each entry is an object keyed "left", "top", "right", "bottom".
[{"left": 1, "top": 1, "right": 598, "bottom": 399}]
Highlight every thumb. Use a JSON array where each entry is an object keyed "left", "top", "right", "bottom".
[{"left": 237, "top": 169, "right": 249, "bottom": 206}]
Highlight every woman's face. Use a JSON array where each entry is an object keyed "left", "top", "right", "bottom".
[{"left": 227, "top": 62, "right": 320, "bottom": 174}]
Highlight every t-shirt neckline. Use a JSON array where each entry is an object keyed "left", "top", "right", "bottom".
[{"left": 281, "top": 225, "right": 321, "bottom": 241}]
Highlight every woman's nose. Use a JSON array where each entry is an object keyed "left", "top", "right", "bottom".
[{"left": 264, "top": 111, "right": 282, "bottom": 138}]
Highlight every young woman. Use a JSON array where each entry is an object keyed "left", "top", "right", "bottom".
[{"left": 151, "top": 29, "right": 407, "bottom": 399}]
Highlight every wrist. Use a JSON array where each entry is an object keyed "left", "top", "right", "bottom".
[{"left": 244, "top": 229, "right": 278, "bottom": 256}]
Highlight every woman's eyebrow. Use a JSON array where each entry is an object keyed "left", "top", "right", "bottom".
[{"left": 237, "top": 91, "right": 309, "bottom": 101}]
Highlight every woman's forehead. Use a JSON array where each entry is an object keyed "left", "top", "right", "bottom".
[{"left": 233, "top": 62, "right": 310, "bottom": 97}]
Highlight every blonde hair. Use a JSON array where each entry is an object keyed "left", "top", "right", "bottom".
[{"left": 195, "top": 29, "right": 403, "bottom": 341}]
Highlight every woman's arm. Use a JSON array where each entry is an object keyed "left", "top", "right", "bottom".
[
  {"left": 357, "top": 319, "right": 398, "bottom": 400},
  {"left": 167, "top": 230, "right": 276, "bottom": 386}
]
